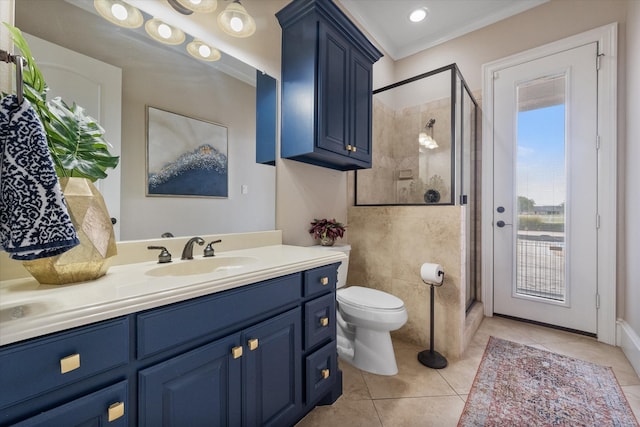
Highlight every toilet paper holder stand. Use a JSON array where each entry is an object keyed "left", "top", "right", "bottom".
[{"left": 418, "top": 269, "right": 448, "bottom": 369}]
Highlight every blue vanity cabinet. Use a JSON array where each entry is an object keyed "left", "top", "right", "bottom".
[
  {"left": 242, "top": 308, "right": 302, "bottom": 426},
  {"left": 0, "top": 318, "right": 130, "bottom": 426},
  {"left": 138, "top": 333, "right": 242, "bottom": 426},
  {"left": 138, "top": 308, "right": 302, "bottom": 427},
  {"left": 0, "top": 264, "right": 342, "bottom": 427},
  {"left": 301, "top": 264, "right": 341, "bottom": 411},
  {"left": 11, "top": 381, "right": 129, "bottom": 427},
  {"left": 277, "top": 0, "right": 383, "bottom": 171}
]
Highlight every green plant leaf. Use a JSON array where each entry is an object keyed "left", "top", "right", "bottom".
[
  {"left": 3, "top": 22, "right": 119, "bottom": 181},
  {"left": 45, "top": 98, "right": 119, "bottom": 180}
]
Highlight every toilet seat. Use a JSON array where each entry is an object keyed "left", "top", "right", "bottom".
[{"left": 337, "top": 286, "right": 405, "bottom": 311}]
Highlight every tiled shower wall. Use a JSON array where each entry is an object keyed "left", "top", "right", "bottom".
[
  {"left": 346, "top": 205, "right": 467, "bottom": 359},
  {"left": 356, "top": 97, "right": 453, "bottom": 205},
  {"left": 346, "top": 91, "right": 484, "bottom": 360}
]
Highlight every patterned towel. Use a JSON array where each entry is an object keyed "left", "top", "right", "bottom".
[{"left": 0, "top": 95, "right": 79, "bottom": 260}]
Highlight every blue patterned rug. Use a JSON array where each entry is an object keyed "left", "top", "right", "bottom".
[{"left": 458, "top": 336, "right": 639, "bottom": 426}]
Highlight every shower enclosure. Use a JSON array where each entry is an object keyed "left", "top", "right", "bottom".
[{"left": 355, "top": 64, "right": 479, "bottom": 310}]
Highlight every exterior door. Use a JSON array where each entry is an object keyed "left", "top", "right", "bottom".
[{"left": 492, "top": 42, "right": 598, "bottom": 334}]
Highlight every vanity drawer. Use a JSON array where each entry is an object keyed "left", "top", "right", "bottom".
[
  {"left": 0, "top": 318, "right": 129, "bottom": 409},
  {"left": 12, "top": 381, "right": 128, "bottom": 427},
  {"left": 304, "top": 293, "right": 336, "bottom": 350},
  {"left": 303, "top": 264, "right": 338, "bottom": 297},
  {"left": 137, "top": 273, "right": 302, "bottom": 358},
  {"left": 305, "top": 341, "right": 338, "bottom": 405}
]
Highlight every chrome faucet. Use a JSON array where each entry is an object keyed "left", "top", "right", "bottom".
[{"left": 181, "top": 237, "right": 204, "bottom": 260}]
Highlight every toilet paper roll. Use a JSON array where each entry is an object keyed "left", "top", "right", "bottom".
[{"left": 421, "top": 263, "right": 444, "bottom": 285}]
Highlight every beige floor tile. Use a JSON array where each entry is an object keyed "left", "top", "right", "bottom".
[
  {"left": 473, "top": 316, "right": 540, "bottom": 345},
  {"left": 295, "top": 397, "right": 382, "bottom": 427},
  {"left": 437, "top": 354, "right": 482, "bottom": 395},
  {"left": 622, "top": 385, "right": 640, "bottom": 422},
  {"left": 362, "top": 343, "right": 457, "bottom": 399},
  {"left": 542, "top": 338, "right": 640, "bottom": 386},
  {"left": 374, "top": 396, "right": 465, "bottom": 427},
  {"left": 299, "top": 316, "right": 640, "bottom": 426},
  {"left": 339, "top": 360, "right": 372, "bottom": 401}
]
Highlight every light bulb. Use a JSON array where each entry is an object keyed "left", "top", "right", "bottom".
[
  {"left": 111, "top": 3, "right": 128, "bottom": 21},
  {"left": 409, "top": 8, "right": 428, "bottom": 23},
  {"left": 230, "top": 16, "right": 244, "bottom": 32},
  {"left": 158, "top": 23, "right": 172, "bottom": 39},
  {"left": 198, "top": 44, "right": 211, "bottom": 57}
]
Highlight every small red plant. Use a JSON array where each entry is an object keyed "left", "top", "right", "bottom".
[{"left": 309, "top": 218, "right": 346, "bottom": 240}]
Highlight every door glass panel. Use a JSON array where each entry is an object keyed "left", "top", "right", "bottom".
[{"left": 515, "top": 74, "right": 566, "bottom": 301}]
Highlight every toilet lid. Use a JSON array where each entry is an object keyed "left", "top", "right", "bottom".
[{"left": 337, "top": 286, "right": 405, "bottom": 310}]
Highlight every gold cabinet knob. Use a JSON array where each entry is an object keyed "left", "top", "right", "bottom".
[
  {"left": 60, "top": 353, "right": 80, "bottom": 374},
  {"left": 108, "top": 401, "right": 125, "bottom": 422},
  {"left": 231, "top": 346, "right": 243, "bottom": 359},
  {"left": 248, "top": 338, "right": 259, "bottom": 351},
  {"left": 346, "top": 145, "right": 352, "bottom": 151},
  {"left": 321, "top": 369, "right": 330, "bottom": 379},
  {"left": 320, "top": 277, "right": 329, "bottom": 286},
  {"left": 352, "top": 146, "right": 357, "bottom": 152},
  {"left": 320, "top": 317, "right": 329, "bottom": 327}
]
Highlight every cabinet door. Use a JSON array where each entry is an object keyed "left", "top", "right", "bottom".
[
  {"left": 349, "top": 47, "right": 374, "bottom": 164},
  {"left": 243, "top": 308, "right": 301, "bottom": 427},
  {"left": 138, "top": 334, "right": 242, "bottom": 427},
  {"left": 13, "top": 381, "right": 128, "bottom": 427},
  {"left": 317, "top": 21, "right": 350, "bottom": 157}
]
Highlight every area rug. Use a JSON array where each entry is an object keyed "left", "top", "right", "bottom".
[{"left": 458, "top": 336, "right": 639, "bottom": 427}]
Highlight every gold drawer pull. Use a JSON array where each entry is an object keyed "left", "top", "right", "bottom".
[
  {"left": 346, "top": 144, "right": 353, "bottom": 151},
  {"left": 108, "top": 401, "right": 125, "bottom": 422},
  {"left": 60, "top": 353, "right": 80, "bottom": 374},
  {"left": 248, "top": 338, "right": 259, "bottom": 351},
  {"left": 321, "top": 368, "right": 330, "bottom": 379},
  {"left": 352, "top": 146, "right": 357, "bottom": 152},
  {"left": 231, "top": 346, "right": 243, "bottom": 359},
  {"left": 320, "top": 277, "right": 329, "bottom": 286},
  {"left": 320, "top": 317, "right": 329, "bottom": 327}
]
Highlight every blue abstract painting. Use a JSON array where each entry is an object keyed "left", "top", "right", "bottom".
[{"left": 147, "top": 106, "right": 228, "bottom": 198}]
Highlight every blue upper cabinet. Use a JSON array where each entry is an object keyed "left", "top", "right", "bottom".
[
  {"left": 256, "top": 71, "right": 277, "bottom": 166},
  {"left": 277, "top": 0, "right": 383, "bottom": 171}
]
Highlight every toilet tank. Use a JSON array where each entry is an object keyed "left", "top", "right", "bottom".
[{"left": 311, "top": 244, "right": 351, "bottom": 288}]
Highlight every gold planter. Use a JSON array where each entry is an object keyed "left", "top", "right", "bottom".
[{"left": 22, "top": 178, "right": 117, "bottom": 285}]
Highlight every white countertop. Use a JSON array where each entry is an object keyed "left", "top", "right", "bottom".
[{"left": 0, "top": 245, "right": 346, "bottom": 347}]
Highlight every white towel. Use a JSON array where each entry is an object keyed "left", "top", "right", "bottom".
[{"left": 0, "top": 95, "right": 79, "bottom": 260}]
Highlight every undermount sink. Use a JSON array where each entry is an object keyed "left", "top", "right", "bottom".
[{"left": 146, "top": 256, "right": 259, "bottom": 277}]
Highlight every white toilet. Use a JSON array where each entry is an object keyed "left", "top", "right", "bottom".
[{"left": 314, "top": 244, "right": 408, "bottom": 375}]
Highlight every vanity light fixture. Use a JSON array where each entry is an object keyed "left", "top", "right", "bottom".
[
  {"left": 187, "top": 39, "right": 222, "bottom": 61},
  {"left": 217, "top": 0, "right": 256, "bottom": 38},
  {"left": 145, "top": 18, "right": 186, "bottom": 45},
  {"left": 94, "top": 0, "right": 143, "bottom": 28},
  {"left": 409, "top": 7, "right": 429, "bottom": 23},
  {"left": 419, "top": 118, "right": 438, "bottom": 150},
  {"left": 168, "top": 0, "right": 218, "bottom": 14}
]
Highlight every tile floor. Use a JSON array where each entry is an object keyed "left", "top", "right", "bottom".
[{"left": 296, "top": 316, "right": 640, "bottom": 427}]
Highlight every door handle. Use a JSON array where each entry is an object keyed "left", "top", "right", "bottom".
[{"left": 496, "top": 220, "right": 512, "bottom": 228}]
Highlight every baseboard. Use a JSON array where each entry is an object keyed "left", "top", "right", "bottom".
[{"left": 617, "top": 319, "right": 640, "bottom": 377}]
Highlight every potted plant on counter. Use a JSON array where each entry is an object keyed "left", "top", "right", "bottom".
[
  {"left": 4, "top": 23, "right": 120, "bottom": 285},
  {"left": 309, "top": 218, "right": 346, "bottom": 247}
]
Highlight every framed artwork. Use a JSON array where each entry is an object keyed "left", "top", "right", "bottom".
[{"left": 146, "top": 106, "right": 228, "bottom": 198}]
